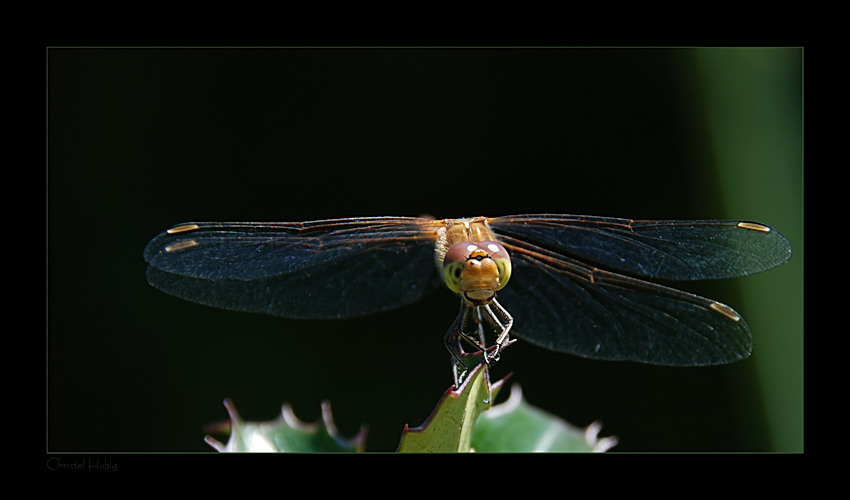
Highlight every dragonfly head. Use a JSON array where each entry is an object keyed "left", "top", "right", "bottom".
[{"left": 442, "top": 240, "right": 512, "bottom": 305}]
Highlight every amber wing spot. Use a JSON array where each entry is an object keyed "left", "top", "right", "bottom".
[
  {"left": 165, "top": 240, "right": 199, "bottom": 253},
  {"left": 736, "top": 221, "right": 771, "bottom": 233},
  {"left": 709, "top": 302, "right": 741, "bottom": 322},
  {"left": 167, "top": 224, "right": 201, "bottom": 234}
]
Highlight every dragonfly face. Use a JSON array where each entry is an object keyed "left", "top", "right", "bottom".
[
  {"left": 440, "top": 240, "right": 512, "bottom": 306},
  {"left": 143, "top": 214, "right": 792, "bottom": 372},
  {"left": 434, "top": 217, "right": 512, "bottom": 306}
]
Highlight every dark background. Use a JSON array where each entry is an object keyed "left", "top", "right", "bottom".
[{"left": 46, "top": 47, "right": 803, "bottom": 453}]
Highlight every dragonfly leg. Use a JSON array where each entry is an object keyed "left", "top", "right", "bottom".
[
  {"left": 451, "top": 359, "right": 467, "bottom": 389},
  {"left": 480, "top": 299, "right": 514, "bottom": 364},
  {"left": 445, "top": 305, "right": 471, "bottom": 387},
  {"left": 445, "top": 303, "right": 489, "bottom": 387},
  {"left": 444, "top": 298, "right": 518, "bottom": 388},
  {"left": 474, "top": 307, "right": 488, "bottom": 350}
]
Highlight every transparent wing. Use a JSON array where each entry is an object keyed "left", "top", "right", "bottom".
[
  {"left": 496, "top": 237, "right": 753, "bottom": 365},
  {"left": 489, "top": 214, "right": 792, "bottom": 280},
  {"left": 143, "top": 217, "right": 444, "bottom": 319}
]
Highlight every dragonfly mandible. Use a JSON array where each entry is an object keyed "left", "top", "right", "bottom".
[{"left": 143, "top": 214, "right": 792, "bottom": 381}]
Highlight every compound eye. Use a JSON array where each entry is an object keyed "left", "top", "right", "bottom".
[
  {"left": 442, "top": 242, "right": 478, "bottom": 293},
  {"left": 478, "top": 240, "right": 511, "bottom": 289},
  {"left": 478, "top": 240, "right": 508, "bottom": 260}
]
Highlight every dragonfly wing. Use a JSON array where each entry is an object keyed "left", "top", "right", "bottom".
[
  {"left": 497, "top": 239, "right": 753, "bottom": 366},
  {"left": 143, "top": 218, "right": 444, "bottom": 319},
  {"left": 490, "top": 214, "right": 792, "bottom": 280}
]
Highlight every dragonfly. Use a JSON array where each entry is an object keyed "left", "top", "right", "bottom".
[{"left": 143, "top": 214, "right": 792, "bottom": 383}]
